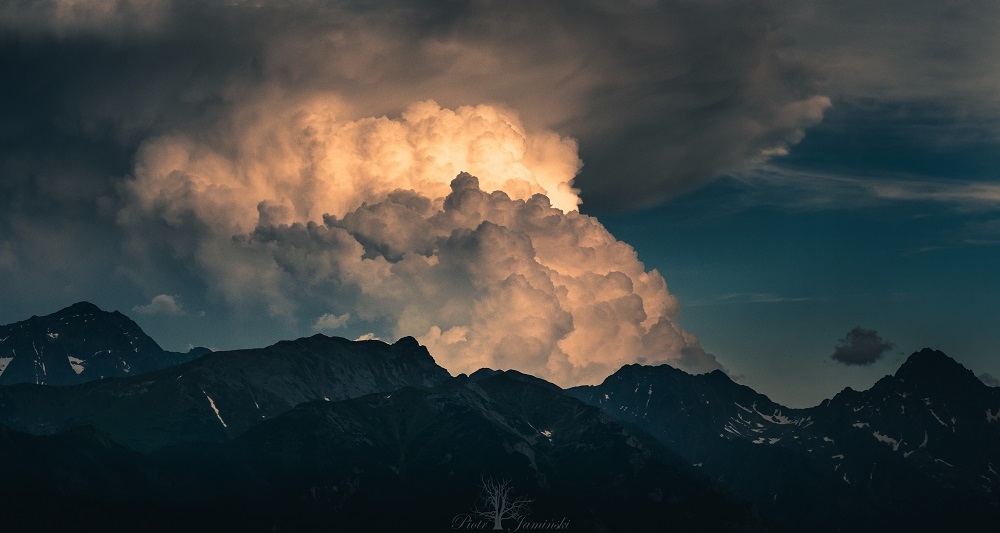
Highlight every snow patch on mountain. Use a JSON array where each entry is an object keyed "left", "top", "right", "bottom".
[
  {"left": 872, "top": 431, "right": 901, "bottom": 452},
  {"left": 203, "top": 391, "right": 228, "bottom": 428},
  {"left": 759, "top": 410, "right": 794, "bottom": 425},
  {"left": 67, "top": 356, "right": 85, "bottom": 375},
  {"left": 928, "top": 408, "right": 947, "bottom": 427}
]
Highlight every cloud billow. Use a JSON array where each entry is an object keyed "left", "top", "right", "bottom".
[
  {"left": 104, "top": 88, "right": 721, "bottom": 385},
  {"left": 0, "top": 0, "right": 829, "bottom": 211},
  {"left": 830, "top": 326, "right": 894, "bottom": 366},
  {"left": 132, "top": 294, "right": 185, "bottom": 316},
  {"left": 130, "top": 165, "right": 722, "bottom": 385},
  {"left": 0, "top": 0, "right": 836, "bottom": 378},
  {"left": 312, "top": 313, "right": 350, "bottom": 331}
]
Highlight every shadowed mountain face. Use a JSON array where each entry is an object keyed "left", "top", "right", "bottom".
[
  {"left": 0, "top": 302, "right": 207, "bottom": 386},
  {"left": 1, "top": 302, "right": 998, "bottom": 532},
  {"left": 568, "top": 348, "right": 1000, "bottom": 532},
  {"left": 0, "top": 371, "right": 761, "bottom": 532},
  {"left": 0, "top": 334, "right": 452, "bottom": 451}
]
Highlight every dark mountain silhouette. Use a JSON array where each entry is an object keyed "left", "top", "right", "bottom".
[
  {"left": 0, "top": 301, "right": 207, "bottom": 386},
  {"left": 1, "top": 302, "right": 999, "bottom": 531},
  {"left": 568, "top": 348, "right": 1000, "bottom": 531},
  {"left": 0, "top": 334, "right": 451, "bottom": 451},
  {"left": 0, "top": 371, "right": 761, "bottom": 532}
]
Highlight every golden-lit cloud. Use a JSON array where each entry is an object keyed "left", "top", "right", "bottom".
[
  {"left": 120, "top": 99, "right": 719, "bottom": 384},
  {"left": 132, "top": 294, "right": 186, "bottom": 316},
  {"left": 0, "top": 0, "right": 841, "bottom": 380},
  {"left": 128, "top": 97, "right": 581, "bottom": 232}
]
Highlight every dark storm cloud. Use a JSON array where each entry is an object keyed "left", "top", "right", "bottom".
[
  {"left": 2, "top": 0, "right": 993, "bottom": 369},
  {"left": 783, "top": 0, "right": 1000, "bottom": 115},
  {"left": 830, "top": 326, "right": 895, "bottom": 366},
  {"left": 0, "top": 0, "right": 833, "bottom": 345},
  {"left": 4, "top": 0, "right": 998, "bottom": 218},
  {"left": 0, "top": 0, "right": 830, "bottom": 211}
]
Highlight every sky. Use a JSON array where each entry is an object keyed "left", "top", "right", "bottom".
[{"left": 1, "top": 0, "right": 999, "bottom": 406}]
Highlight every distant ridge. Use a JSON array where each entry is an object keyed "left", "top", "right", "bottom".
[
  {"left": 1, "top": 302, "right": 998, "bottom": 531},
  {"left": 0, "top": 332, "right": 452, "bottom": 451},
  {"left": 893, "top": 347, "right": 984, "bottom": 391},
  {"left": 569, "top": 348, "right": 1000, "bottom": 531},
  {"left": 0, "top": 301, "right": 207, "bottom": 386},
  {"left": 0, "top": 365, "right": 760, "bottom": 532}
]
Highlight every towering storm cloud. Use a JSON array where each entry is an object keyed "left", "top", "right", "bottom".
[
  {"left": 0, "top": 0, "right": 829, "bottom": 208},
  {"left": 0, "top": 0, "right": 842, "bottom": 383},
  {"left": 120, "top": 98, "right": 718, "bottom": 384}
]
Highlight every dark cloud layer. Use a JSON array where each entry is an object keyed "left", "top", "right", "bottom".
[
  {"left": 783, "top": 1, "right": 1000, "bottom": 117},
  {"left": 2, "top": 0, "right": 998, "bottom": 385},
  {"left": 831, "top": 326, "right": 894, "bottom": 366},
  {"left": 980, "top": 372, "right": 1000, "bottom": 387},
  {"left": 0, "top": 0, "right": 829, "bottom": 210},
  {"left": 0, "top": 0, "right": 833, "bottom": 369}
]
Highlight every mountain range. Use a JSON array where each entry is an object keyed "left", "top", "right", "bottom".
[
  {"left": 0, "top": 301, "right": 208, "bottom": 386},
  {"left": 568, "top": 349, "right": 1000, "bottom": 531},
  {"left": 0, "top": 302, "right": 997, "bottom": 531},
  {"left": 0, "top": 332, "right": 450, "bottom": 451}
]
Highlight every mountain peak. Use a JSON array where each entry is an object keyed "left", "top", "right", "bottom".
[
  {"left": 469, "top": 368, "right": 563, "bottom": 392},
  {"left": 392, "top": 336, "right": 420, "bottom": 349},
  {"left": 469, "top": 368, "right": 502, "bottom": 381},
  {"left": 62, "top": 301, "right": 104, "bottom": 314},
  {"left": 894, "top": 348, "right": 981, "bottom": 390},
  {"left": 897, "top": 348, "right": 960, "bottom": 373},
  {"left": 0, "top": 302, "right": 177, "bottom": 386}
]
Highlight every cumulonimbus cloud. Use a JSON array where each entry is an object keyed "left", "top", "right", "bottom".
[
  {"left": 0, "top": 0, "right": 829, "bottom": 210},
  {"left": 0, "top": 0, "right": 837, "bottom": 381},
  {"left": 119, "top": 99, "right": 720, "bottom": 385}
]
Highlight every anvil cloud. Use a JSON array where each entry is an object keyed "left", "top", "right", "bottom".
[
  {"left": 18, "top": 0, "right": 968, "bottom": 387},
  {"left": 119, "top": 97, "right": 718, "bottom": 384}
]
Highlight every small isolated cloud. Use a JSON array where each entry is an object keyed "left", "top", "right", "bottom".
[
  {"left": 312, "top": 312, "right": 350, "bottom": 331},
  {"left": 355, "top": 333, "right": 381, "bottom": 342},
  {"left": 0, "top": 241, "right": 16, "bottom": 271},
  {"left": 979, "top": 372, "right": 1000, "bottom": 387},
  {"left": 830, "top": 326, "right": 894, "bottom": 366},
  {"left": 132, "top": 294, "right": 185, "bottom": 316},
  {"left": 689, "top": 292, "right": 812, "bottom": 306}
]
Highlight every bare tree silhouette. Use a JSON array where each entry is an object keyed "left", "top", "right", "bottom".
[{"left": 472, "top": 475, "right": 533, "bottom": 530}]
